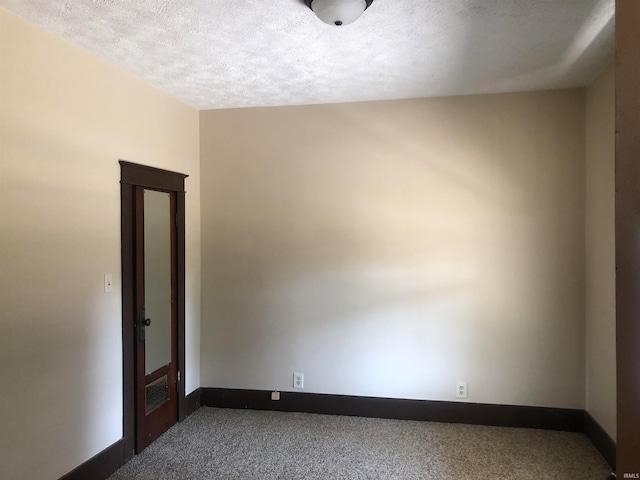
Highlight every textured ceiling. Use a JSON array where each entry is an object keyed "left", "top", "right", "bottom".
[{"left": 1, "top": 0, "right": 615, "bottom": 110}]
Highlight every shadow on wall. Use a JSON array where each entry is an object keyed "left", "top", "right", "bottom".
[
  {"left": 1, "top": 117, "right": 123, "bottom": 477},
  {"left": 200, "top": 94, "right": 585, "bottom": 404}
]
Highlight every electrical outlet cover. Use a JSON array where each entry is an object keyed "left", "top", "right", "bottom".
[
  {"left": 293, "top": 372, "right": 304, "bottom": 389},
  {"left": 456, "top": 381, "right": 468, "bottom": 399}
]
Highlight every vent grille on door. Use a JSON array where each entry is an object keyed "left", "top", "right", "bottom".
[{"left": 146, "top": 374, "right": 169, "bottom": 413}]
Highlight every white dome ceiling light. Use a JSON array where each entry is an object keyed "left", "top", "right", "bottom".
[{"left": 305, "top": 0, "right": 375, "bottom": 26}]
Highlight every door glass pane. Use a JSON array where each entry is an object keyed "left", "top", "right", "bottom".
[{"left": 144, "top": 189, "right": 172, "bottom": 376}]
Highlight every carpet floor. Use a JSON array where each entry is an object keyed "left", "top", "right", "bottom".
[{"left": 108, "top": 407, "right": 611, "bottom": 480}]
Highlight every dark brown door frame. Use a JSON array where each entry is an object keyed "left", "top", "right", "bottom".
[
  {"left": 615, "top": 1, "right": 640, "bottom": 477},
  {"left": 120, "top": 160, "right": 189, "bottom": 461},
  {"left": 134, "top": 186, "right": 179, "bottom": 452}
]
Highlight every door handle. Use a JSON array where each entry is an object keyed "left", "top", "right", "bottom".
[{"left": 138, "top": 308, "right": 151, "bottom": 341}]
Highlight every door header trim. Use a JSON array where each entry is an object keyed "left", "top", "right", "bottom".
[{"left": 120, "top": 160, "right": 188, "bottom": 191}]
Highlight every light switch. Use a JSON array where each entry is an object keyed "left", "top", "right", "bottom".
[{"left": 104, "top": 274, "right": 113, "bottom": 293}]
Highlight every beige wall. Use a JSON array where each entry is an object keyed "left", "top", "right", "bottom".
[
  {"left": 585, "top": 64, "right": 616, "bottom": 439},
  {"left": 200, "top": 90, "right": 586, "bottom": 408},
  {"left": 0, "top": 9, "right": 201, "bottom": 480}
]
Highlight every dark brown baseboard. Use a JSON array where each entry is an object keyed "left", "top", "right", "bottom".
[
  {"left": 182, "top": 387, "right": 202, "bottom": 420},
  {"left": 583, "top": 411, "right": 616, "bottom": 470},
  {"left": 59, "top": 388, "right": 202, "bottom": 480},
  {"left": 59, "top": 438, "right": 124, "bottom": 480},
  {"left": 202, "top": 388, "right": 617, "bottom": 471},
  {"left": 58, "top": 388, "right": 616, "bottom": 479},
  {"left": 201, "top": 388, "right": 584, "bottom": 431}
]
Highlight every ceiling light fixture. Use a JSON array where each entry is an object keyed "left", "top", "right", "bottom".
[{"left": 305, "top": 0, "right": 374, "bottom": 26}]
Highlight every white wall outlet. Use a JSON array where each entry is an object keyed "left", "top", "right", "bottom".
[
  {"left": 293, "top": 372, "right": 304, "bottom": 389},
  {"left": 456, "top": 381, "right": 468, "bottom": 399},
  {"left": 104, "top": 274, "right": 113, "bottom": 293},
  {"left": 271, "top": 391, "right": 280, "bottom": 401}
]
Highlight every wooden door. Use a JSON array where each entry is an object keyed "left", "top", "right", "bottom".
[
  {"left": 615, "top": 0, "right": 640, "bottom": 477},
  {"left": 120, "top": 160, "right": 188, "bottom": 460},
  {"left": 134, "top": 187, "right": 178, "bottom": 452}
]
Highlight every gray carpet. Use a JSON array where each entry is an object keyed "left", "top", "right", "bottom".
[{"left": 108, "top": 407, "right": 611, "bottom": 480}]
